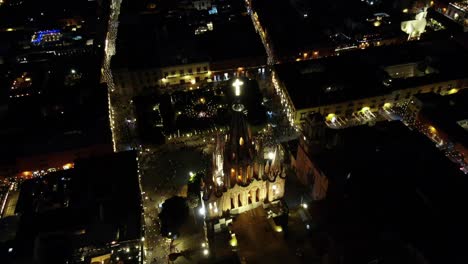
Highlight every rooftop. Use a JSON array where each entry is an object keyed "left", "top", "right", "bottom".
[
  {"left": 134, "top": 78, "right": 265, "bottom": 143},
  {"left": 0, "top": 55, "right": 112, "bottom": 164},
  {"left": 450, "top": 1, "right": 468, "bottom": 12},
  {"left": 414, "top": 88, "right": 468, "bottom": 147},
  {"left": 112, "top": 0, "right": 266, "bottom": 70},
  {"left": 275, "top": 40, "right": 468, "bottom": 109},
  {"left": 251, "top": 0, "right": 403, "bottom": 59},
  {"left": 306, "top": 120, "right": 468, "bottom": 263},
  {"left": 5, "top": 151, "right": 141, "bottom": 262}
]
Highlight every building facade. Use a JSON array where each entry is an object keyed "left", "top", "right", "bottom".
[
  {"left": 112, "top": 62, "right": 212, "bottom": 96},
  {"left": 272, "top": 65, "right": 468, "bottom": 129}
]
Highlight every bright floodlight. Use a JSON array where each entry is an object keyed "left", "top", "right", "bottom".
[
  {"left": 203, "top": 249, "right": 209, "bottom": 256},
  {"left": 302, "top": 203, "right": 308, "bottom": 209},
  {"left": 232, "top": 79, "right": 244, "bottom": 96},
  {"left": 71, "top": 69, "right": 76, "bottom": 74},
  {"left": 268, "top": 151, "right": 275, "bottom": 160},
  {"left": 199, "top": 207, "right": 205, "bottom": 216}
]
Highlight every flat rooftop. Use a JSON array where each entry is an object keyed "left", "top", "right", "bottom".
[
  {"left": 251, "top": 0, "right": 403, "bottom": 59},
  {"left": 0, "top": 55, "right": 112, "bottom": 161},
  {"left": 275, "top": 40, "right": 468, "bottom": 109},
  {"left": 112, "top": 0, "right": 266, "bottom": 70}
]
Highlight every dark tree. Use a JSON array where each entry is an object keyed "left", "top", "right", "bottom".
[
  {"left": 187, "top": 172, "right": 203, "bottom": 209},
  {"left": 159, "top": 196, "right": 189, "bottom": 238}
]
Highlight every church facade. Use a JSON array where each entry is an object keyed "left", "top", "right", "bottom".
[{"left": 201, "top": 79, "right": 286, "bottom": 219}]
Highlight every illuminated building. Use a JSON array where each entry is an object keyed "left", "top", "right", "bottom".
[
  {"left": 112, "top": 62, "right": 212, "bottom": 96},
  {"left": 30, "top": 30, "right": 62, "bottom": 46},
  {"left": 395, "top": 90, "right": 468, "bottom": 173},
  {"left": 401, "top": 8, "right": 428, "bottom": 40},
  {"left": 272, "top": 40, "right": 468, "bottom": 129},
  {"left": 193, "top": 0, "right": 212, "bottom": 11},
  {"left": 201, "top": 79, "right": 286, "bottom": 221},
  {"left": 110, "top": 0, "right": 265, "bottom": 97},
  {"left": 442, "top": 1, "right": 468, "bottom": 32}
]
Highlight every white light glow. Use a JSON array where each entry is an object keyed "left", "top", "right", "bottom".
[
  {"left": 268, "top": 151, "right": 275, "bottom": 160},
  {"left": 199, "top": 207, "right": 205, "bottom": 216},
  {"left": 232, "top": 79, "right": 244, "bottom": 96}
]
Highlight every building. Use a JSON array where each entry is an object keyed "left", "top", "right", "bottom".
[
  {"left": 0, "top": 0, "right": 112, "bottom": 179},
  {"left": 193, "top": 0, "right": 212, "bottom": 11},
  {"left": 133, "top": 77, "right": 266, "bottom": 145},
  {"left": 249, "top": 0, "right": 411, "bottom": 64},
  {"left": 443, "top": 1, "right": 468, "bottom": 31},
  {"left": 294, "top": 119, "right": 468, "bottom": 263},
  {"left": 0, "top": 79, "right": 113, "bottom": 179},
  {"left": 272, "top": 40, "right": 468, "bottom": 128},
  {"left": 393, "top": 89, "right": 468, "bottom": 173},
  {"left": 0, "top": 151, "right": 143, "bottom": 264},
  {"left": 110, "top": 0, "right": 266, "bottom": 97},
  {"left": 201, "top": 79, "right": 286, "bottom": 221}
]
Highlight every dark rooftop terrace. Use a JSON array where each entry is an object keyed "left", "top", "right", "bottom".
[{"left": 275, "top": 40, "right": 468, "bottom": 109}]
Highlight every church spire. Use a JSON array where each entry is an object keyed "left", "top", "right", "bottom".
[{"left": 224, "top": 79, "right": 255, "bottom": 186}]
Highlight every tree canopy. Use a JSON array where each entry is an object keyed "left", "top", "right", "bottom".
[{"left": 159, "top": 196, "right": 189, "bottom": 237}]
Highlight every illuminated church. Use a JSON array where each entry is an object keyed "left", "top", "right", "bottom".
[{"left": 201, "top": 79, "right": 286, "bottom": 218}]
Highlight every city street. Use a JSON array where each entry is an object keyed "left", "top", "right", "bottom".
[{"left": 138, "top": 144, "right": 208, "bottom": 263}]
